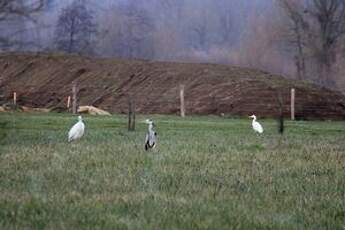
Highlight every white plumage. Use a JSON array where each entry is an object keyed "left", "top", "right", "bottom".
[
  {"left": 249, "top": 115, "right": 263, "bottom": 134},
  {"left": 144, "top": 119, "right": 157, "bottom": 150},
  {"left": 68, "top": 116, "right": 85, "bottom": 142}
]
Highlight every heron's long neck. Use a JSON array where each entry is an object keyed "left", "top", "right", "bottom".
[
  {"left": 148, "top": 124, "right": 153, "bottom": 131},
  {"left": 252, "top": 117, "right": 256, "bottom": 122}
]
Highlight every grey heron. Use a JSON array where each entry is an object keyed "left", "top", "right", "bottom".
[{"left": 144, "top": 119, "right": 157, "bottom": 150}]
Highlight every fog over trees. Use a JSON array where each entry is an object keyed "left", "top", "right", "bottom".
[
  {"left": 54, "top": 1, "right": 96, "bottom": 55},
  {"left": 0, "top": 0, "right": 44, "bottom": 50},
  {"left": 1, "top": 0, "right": 345, "bottom": 91}
]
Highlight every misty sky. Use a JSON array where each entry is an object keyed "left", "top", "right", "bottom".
[{"left": 0, "top": 0, "right": 297, "bottom": 80}]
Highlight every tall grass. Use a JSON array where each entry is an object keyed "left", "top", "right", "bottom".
[{"left": 0, "top": 113, "right": 344, "bottom": 229}]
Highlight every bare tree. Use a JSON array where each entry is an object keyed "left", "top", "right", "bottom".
[
  {"left": 114, "top": 3, "right": 155, "bottom": 59},
  {"left": 214, "top": 0, "right": 236, "bottom": 47},
  {"left": 219, "top": 12, "right": 233, "bottom": 46},
  {"left": 158, "top": 0, "right": 184, "bottom": 21},
  {"left": 151, "top": 0, "right": 185, "bottom": 60},
  {"left": 278, "top": 0, "right": 345, "bottom": 87},
  {"left": 307, "top": 0, "right": 345, "bottom": 86},
  {"left": 187, "top": 8, "right": 212, "bottom": 51},
  {"left": 191, "top": 16, "right": 209, "bottom": 50},
  {"left": 0, "top": 0, "right": 45, "bottom": 50},
  {"left": 54, "top": 0, "right": 96, "bottom": 55},
  {"left": 278, "top": 0, "right": 308, "bottom": 80},
  {"left": 0, "top": 0, "right": 44, "bottom": 22}
]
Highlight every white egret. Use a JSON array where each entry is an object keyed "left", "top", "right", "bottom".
[
  {"left": 68, "top": 115, "right": 85, "bottom": 142},
  {"left": 249, "top": 115, "right": 263, "bottom": 134},
  {"left": 144, "top": 119, "right": 157, "bottom": 151}
]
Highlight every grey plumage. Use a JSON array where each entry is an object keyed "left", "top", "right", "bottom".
[{"left": 144, "top": 119, "right": 157, "bottom": 150}]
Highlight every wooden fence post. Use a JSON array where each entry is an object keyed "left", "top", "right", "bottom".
[
  {"left": 13, "top": 92, "right": 17, "bottom": 107},
  {"left": 128, "top": 96, "right": 135, "bottom": 131},
  {"left": 0, "top": 94, "right": 4, "bottom": 105},
  {"left": 72, "top": 81, "right": 78, "bottom": 114},
  {"left": 291, "top": 88, "right": 295, "bottom": 120},
  {"left": 277, "top": 91, "right": 284, "bottom": 134},
  {"left": 180, "top": 84, "right": 185, "bottom": 117},
  {"left": 132, "top": 99, "right": 136, "bottom": 131},
  {"left": 67, "top": 96, "right": 71, "bottom": 109}
]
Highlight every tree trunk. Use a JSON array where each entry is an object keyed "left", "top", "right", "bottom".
[
  {"left": 68, "top": 18, "right": 75, "bottom": 53},
  {"left": 296, "top": 25, "right": 306, "bottom": 80}
]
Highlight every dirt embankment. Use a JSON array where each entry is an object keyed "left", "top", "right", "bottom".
[{"left": 0, "top": 53, "right": 344, "bottom": 120}]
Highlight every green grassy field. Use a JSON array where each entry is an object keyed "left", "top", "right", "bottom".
[{"left": 0, "top": 112, "right": 344, "bottom": 229}]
